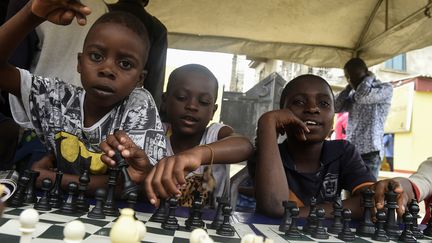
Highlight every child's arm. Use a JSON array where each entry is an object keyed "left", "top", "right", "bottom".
[
  {"left": 0, "top": 0, "right": 90, "bottom": 97},
  {"left": 31, "top": 154, "right": 110, "bottom": 195},
  {"left": 144, "top": 126, "right": 254, "bottom": 205},
  {"left": 255, "top": 109, "right": 309, "bottom": 217}
]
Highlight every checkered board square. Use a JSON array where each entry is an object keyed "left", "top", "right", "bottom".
[{"left": 0, "top": 205, "right": 247, "bottom": 243}]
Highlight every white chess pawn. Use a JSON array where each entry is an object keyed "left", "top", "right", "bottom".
[
  {"left": 241, "top": 234, "right": 272, "bottom": 243},
  {"left": 63, "top": 220, "right": 86, "bottom": 243},
  {"left": 189, "top": 228, "right": 214, "bottom": 243},
  {"left": 19, "top": 208, "right": 39, "bottom": 243},
  {"left": 136, "top": 220, "right": 146, "bottom": 241},
  {"left": 110, "top": 208, "right": 140, "bottom": 243}
]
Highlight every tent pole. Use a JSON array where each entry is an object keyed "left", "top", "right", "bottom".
[{"left": 356, "top": 1, "right": 432, "bottom": 52}]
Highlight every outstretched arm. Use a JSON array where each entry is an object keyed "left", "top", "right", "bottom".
[
  {"left": 0, "top": 0, "right": 90, "bottom": 97},
  {"left": 255, "top": 109, "right": 309, "bottom": 217},
  {"left": 144, "top": 126, "right": 254, "bottom": 205}
]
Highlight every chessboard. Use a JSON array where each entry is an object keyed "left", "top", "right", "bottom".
[{"left": 2, "top": 204, "right": 432, "bottom": 243}]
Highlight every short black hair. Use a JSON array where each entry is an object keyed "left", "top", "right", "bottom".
[
  {"left": 279, "top": 74, "right": 333, "bottom": 109},
  {"left": 167, "top": 64, "right": 219, "bottom": 100},
  {"left": 344, "top": 57, "right": 368, "bottom": 72},
  {"left": 86, "top": 11, "right": 150, "bottom": 63}
]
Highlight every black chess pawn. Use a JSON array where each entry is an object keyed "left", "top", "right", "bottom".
[
  {"left": 399, "top": 212, "right": 417, "bottom": 243},
  {"left": 24, "top": 170, "right": 40, "bottom": 204},
  {"left": 88, "top": 188, "right": 106, "bottom": 219},
  {"left": 311, "top": 208, "right": 329, "bottom": 239},
  {"left": 102, "top": 167, "right": 120, "bottom": 217},
  {"left": 303, "top": 196, "right": 317, "bottom": 235},
  {"left": 210, "top": 196, "right": 228, "bottom": 229},
  {"left": 76, "top": 167, "right": 90, "bottom": 213},
  {"left": 149, "top": 198, "right": 168, "bottom": 223},
  {"left": 373, "top": 210, "right": 389, "bottom": 242},
  {"left": 162, "top": 197, "right": 180, "bottom": 230},
  {"left": 279, "top": 200, "right": 296, "bottom": 233},
  {"left": 8, "top": 174, "right": 30, "bottom": 207},
  {"left": 338, "top": 209, "right": 355, "bottom": 241},
  {"left": 60, "top": 182, "right": 78, "bottom": 214},
  {"left": 384, "top": 183, "right": 400, "bottom": 240},
  {"left": 408, "top": 199, "right": 423, "bottom": 239},
  {"left": 127, "top": 191, "right": 138, "bottom": 220},
  {"left": 186, "top": 198, "right": 205, "bottom": 230},
  {"left": 424, "top": 202, "right": 432, "bottom": 237},
  {"left": 328, "top": 196, "right": 343, "bottom": 234},
  {"left": 216, "top": 205, "right": 235, "bottom": 236},
  {"left": 356, "top": 188, "right": 376, "bottom": 236},
  {"left": 34, "top": 178, "right": 52, "bottom": 211},
  {"left": 49, "top": 171, "right": 64, "bottom": 208},
  {"left": 113, "top": 150, "right": 139, "bottom": 198},
  {"left": 285, "top": 207, "right": 301, "bottom": 238}
]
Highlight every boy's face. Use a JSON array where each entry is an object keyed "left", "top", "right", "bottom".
[
  {"left": 165, "top": 71, "right": 218, "bottom": 136},
  {"left": 78, "top": 22, "right": 147, "bottom": 109},
  {"left": 283, "top": 78, "right": 334, "bottom": 143}
]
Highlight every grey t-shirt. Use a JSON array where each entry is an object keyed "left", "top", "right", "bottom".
[{"left": 10, "top": 68, "right": 166, "bottom": 174}]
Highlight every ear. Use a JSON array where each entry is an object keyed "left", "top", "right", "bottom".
[
  {"left": 77, "top": 53, "right": 82, "bottom": 73},
  {"left": 138, "top": 70, "right": 148, "bottom": 87},
  {"left": 212, "top": 104, "right": 218, "bottom": 116}
]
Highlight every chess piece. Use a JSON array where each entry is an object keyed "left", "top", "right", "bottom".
[
  {"left": 399, "top": 212, "right": 417, "bottom": 243},
  {"left": 149, "top": 198, "right": 168, "bottom": 223},
  {"left": 311, "top": 208, "right": 329, "bottom": 239},
  {"left": 113, "top": 150, "right": 139, "bottom": 198},
  {"left": 60, "top": 182, "right": 78, "bottom": 214},
  {"left": 110, "top": 208, "right": 140, "bottom": 243},
  {"left": 356, "top": 188, "right": 376, "bottom": 236},
  {"left": 63, "top": 220, "right": 86, "bottom": 243},
  {"left": 87, "top": 188, "right": 106, "bottom": 219},
  {"left": 186, "top": 197, "right": 205, "bottom": 230},
  {"left": 408, "top": 199, "right": 423, "bottom": 239},
  {"left": 34, "top": 178, "right": 52, "bottom": 211},
  {"left": 210, "top": 196, "right": 228, "bottom": 229},
  {"left": 103, "top": 167, "right": 120, "bottom": 216},
  {"left": 190, "top": 228, "right": 214, "bottom": 243},
  {"left": 76, "top": 167, "right": 91, "bottom": 213},
  {"left": 279, "top": 200, "right": 295, "bottom": 232},
  {"left": 162, "top": 197, "right": 180, "bottom": 230},
  {"left": 127, "top": 191, "right": 138, "bottom": 219},
  {"left": 328, "top": 196, "right": 343, "bottom": 234},
  {"left": 384, "top": 183, "right": 400, "bottom": 240},
  {"left": 8, "top": 174, "right": 30, "bottom": 207},
  {"left": 337, "top": 209, "right": 355, "bottom": 241},
  {"left": 136, "top": 220, "right": 146, "bottom": 241},
  {"left": 285, "top": 207, "right": 301, "bottom": 238},
  {"left": 216, "top": 205, "right": 235, "bottom": 236},
  {"left": 23, "top": 170, "right": 39, "bottom": 204},
  {"left": 424, "top": 202, "right": 432, "bottom": 236},
  {"left": 372, "top": 210, "right": 389, "bottom": 242},
  {"left": 49, "top": 170, "right": 64, "bottom": 208},
  {"left": 302, "top": 197, "right": 317, "bottom": 234},
  {"left": 19, "top": 208, "right": 39, "bottom": 243}
]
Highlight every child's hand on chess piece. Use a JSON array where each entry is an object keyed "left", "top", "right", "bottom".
[
  {"left": 144, "top": 147, "right": 208, "bottom": 205},
  {"left": 30, "top": 0, "right": 91, "bottom": 26},
  {"left": 100, "top": 130, "right": 153, "bottom": 184},
  {"left": 259, "top": 109, "right": 310, "bottom": 141},
  {"left": 371, "top": 177, "right": 414, "bottom": 216}
]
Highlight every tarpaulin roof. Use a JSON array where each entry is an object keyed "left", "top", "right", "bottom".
[{"left": 147, "top": 0, "right": 432, "bottom": 68}]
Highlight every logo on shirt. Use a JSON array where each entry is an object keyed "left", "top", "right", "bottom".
[{"left": 321, "top": 173, "right": 338, "bottom": 199}]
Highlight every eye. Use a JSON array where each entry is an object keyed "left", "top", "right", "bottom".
[
  {"left": 293, "top": 99, "right": 305, "bottom": 106},
  {"left": 175, "top": 95, "right": 187, "bottom": 101},
  {"left": 89, "top": 52, "right": 103, "bottom": 62},
  {"left": 319, "top": 100, "right": 331, "bottom": 108},
  {"left": 118, "top": 59, "right": 133, "bottom": 70},
  {"left": 199, "top": 99, "right": 211, "bottom": 106}
]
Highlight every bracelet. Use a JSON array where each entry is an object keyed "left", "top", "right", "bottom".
[{"left": 200, "top": 144, "right": 214, "bottom": 167}]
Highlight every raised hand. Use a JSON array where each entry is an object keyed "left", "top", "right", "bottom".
[
  {"left": 261, "top": 109, "right": 310, "bottom": 141},
  {"left": 31, "top": 0, "right": 91, "bottom": 26}
]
